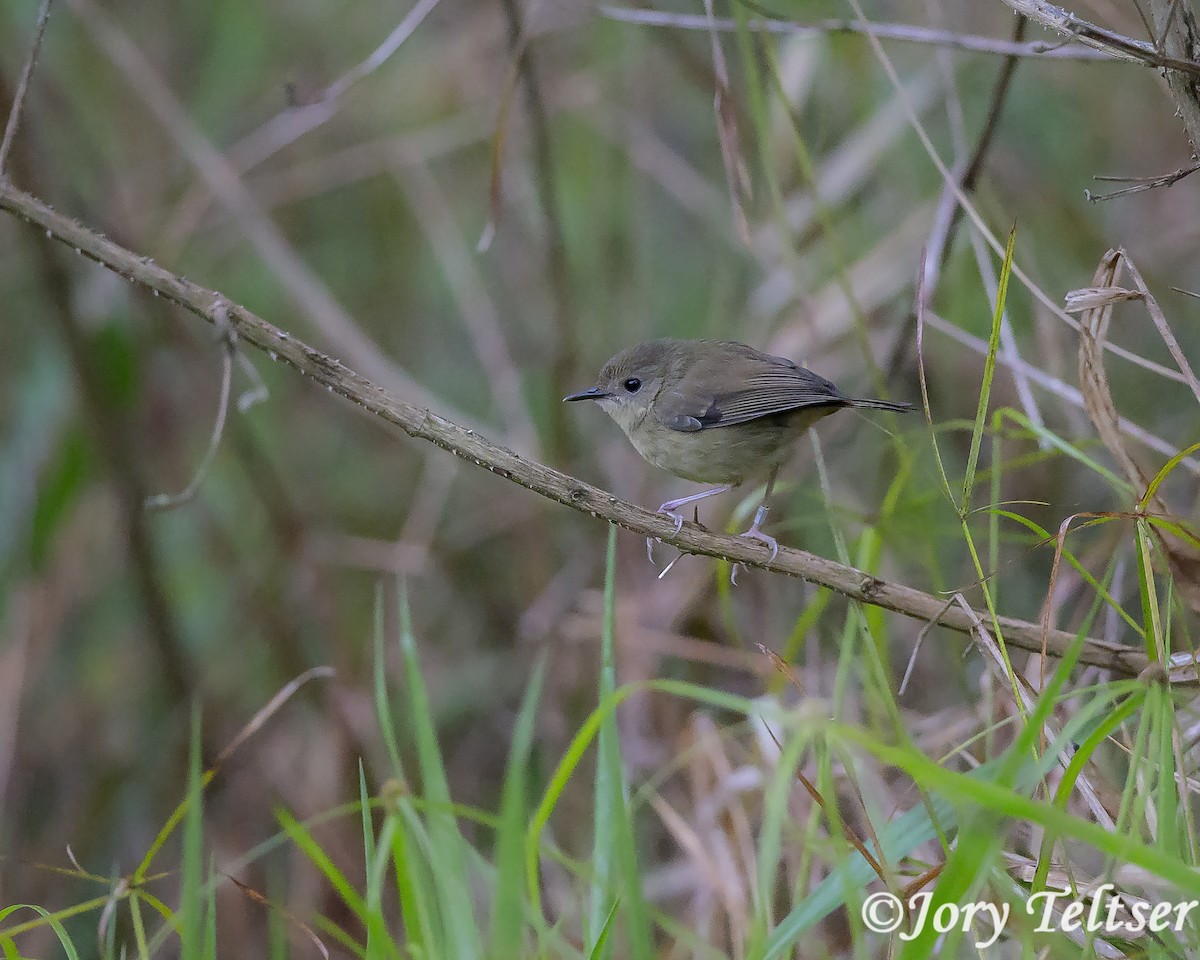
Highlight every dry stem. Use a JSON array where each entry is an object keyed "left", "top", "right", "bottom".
[{"left": 0, "top": 180, "right": 1166, "bottom": 679}]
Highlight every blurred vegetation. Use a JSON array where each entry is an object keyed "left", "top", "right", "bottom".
[{"left": 3, "top": 0, "right": 1200, "bottom": 956}]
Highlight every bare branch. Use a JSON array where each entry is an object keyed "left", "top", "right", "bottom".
[
  {"left": 0, "top": 179, "right": 1172, "bottom": 680},
  {"left": 1087, "top": 160, "right": 1200, "bottom": 200},
  {"left": 1000, "top": 0, "right": 1200, "bottom": 78},
  {"left": 0, "top": 0, "right": 54, "bottom": 178},
  {"left": 600, "top": 6, "right": 1115, "bottom": 62}
]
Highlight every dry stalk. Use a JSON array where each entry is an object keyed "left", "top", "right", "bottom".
[{"left": 0, "top": 180, "right": 1172, "bottom": 679}]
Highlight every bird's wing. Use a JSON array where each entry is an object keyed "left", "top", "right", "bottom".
[
  {"left": 652, "top": 388, "right": 718, "bottom": 432},
  {"left": 654, "top": 343, "right": 849, "bottom": 432}
]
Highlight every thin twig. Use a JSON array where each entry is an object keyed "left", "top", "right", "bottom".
[
  {"left": 235, "top": 351, "right": 270, "bottom": 412},
  {"left": 0, "top": 179, "right": 1169, "bottom": 680},
  {"left": 224, "top": 873, "right": 330, "bottom": 960},
  {"left": 842, "top": 0, "right": 1200, "bottom": 392},
  {"left": 144, "top": 303, "right": 237, "bottom": 512},
  {"left": 214, "top": 665, "right": 335, "bottom": 768},
  {"left": 924, "top": 307, "right": 1200, "bottom": 474},
  {"left": 702, "top": 0, "right": 752, "bottom": 244},
  {"left": 162, "top": 0, "right": 447, "bottom": 246},
  {"left": 393, "top": 162, "right": 540, "bottom": 453},
  {"left": 919, "top": 11, "right": 1047, "bottom": 443},
  {"left": 599, "top": 7, "right": 1115, "bottom": 62},
  {"left": 66, "top": 0, "right": 481, "bottom": 435},
  {"left": 1086, "top": 160, "right": 1200, "bottom": 201},
  {"left": 497, "top": 0, "right": 578, "bottom": 461},
  {"left": 1120, "top": 250, "right": 1200, "bottom": 406},
  {"left": 0, "top": 0, "right": 54, "bottom": 178},
  {"left": 898, "top": 596, "right": 956, "bottom": 696},
  {"left": 760, "top": 645, "right": 890, "bottom": 879}
]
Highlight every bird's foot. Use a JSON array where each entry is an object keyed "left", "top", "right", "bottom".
[
  {"left": 730, "top": 506, "right": 779, "bottom": 585},
  {"left": 646, "top": 507, "right": 685, "bottom": 564},
  {"left": 646, "top": 485, "right": 731, "bottom": 571}
]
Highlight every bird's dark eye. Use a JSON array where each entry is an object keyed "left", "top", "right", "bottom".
[{"left": 623, "top": 377, "right": 642, "bottom": 393}]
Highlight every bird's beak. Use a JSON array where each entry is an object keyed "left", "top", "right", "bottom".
[{"left": 563, "top": 387, "right": 611, "bottom": 402}]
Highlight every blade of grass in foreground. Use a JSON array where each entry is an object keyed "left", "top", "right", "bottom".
[
  {"left": 387, "top": 789, "right": 436, "bottom": 956},
  {"left": 586, "top": 898, "right": 621, "bottom": 960},
  {"left": 361, "top": 764, "right": 396, "bottom": 960},
  {"left": 589, "top": 524, "right": 651, "bottom": 959},
  {"left": 396, "top": 582, "right": 483, "bottom": 959},
  {"left": 587, "top": 524, "right": 619, "bottom": 951},
  {"left": 525, "top": 679, "right": 755, "bottom": 939},
  {"left": 0, "top": 905, "right": 82, "bottom": 960},
  {"left": 961, "top": 224, "right": 1016, "bottom": 514},
  {"left": 761, "top": 682, "right": 1133, "bottom": 958},
  {"left": 369, "top": 583, "right": 434, "bottom": 953},
  {"left": 895, "top": 809, "right": 1008, "bottom": 959},
  {"left": 181, "top": 706, "right": 205, "bottom": 960},
  {"left": 490, "top": 654, "right": 545, "bottom": 959},
  {"left": 373, "top": 582, "right": 404, "bottom": 777}
]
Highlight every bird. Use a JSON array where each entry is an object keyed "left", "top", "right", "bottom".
[{"left": 565, "top": 337, "right": 912, "bottom": 578}]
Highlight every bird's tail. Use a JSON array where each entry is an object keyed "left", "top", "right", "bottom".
[{"left": 848, "top": 397, "right": 914, "bottom": 413}]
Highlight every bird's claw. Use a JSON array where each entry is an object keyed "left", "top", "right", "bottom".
[
  {"left": 740, "top": 526, "right": 780, "bottom": 562},
  {"left": 729, "top": 510, "right": 779, "bottom": 585},
  {"left": 646, "top": 509, "right": 685, "bottom": 564}
]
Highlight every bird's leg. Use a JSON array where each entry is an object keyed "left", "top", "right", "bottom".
[
  {"left": 731, "top": 468, "right": 779, "bottom": 584},
  {"left": 647, "top": 485, "right": 731, "bottom": 564}
]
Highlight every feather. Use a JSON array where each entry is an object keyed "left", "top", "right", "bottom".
[{"left": 652, "top": 341, "right": 851, "bottom": 432}]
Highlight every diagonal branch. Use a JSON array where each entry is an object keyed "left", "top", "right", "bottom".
[
  {"left": 0, "top": 0, "right": 54, "bottom": 177},
  {"left": 1000, "top": 0, "right": 1200, "bottom": 79},
  {"left": 0, "top": 179, "right": 1171, "bottom": 680}
]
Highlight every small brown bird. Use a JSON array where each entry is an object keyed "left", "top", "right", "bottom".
[{"left": 565, "top": 338, "right": 912, "bottom": 576}]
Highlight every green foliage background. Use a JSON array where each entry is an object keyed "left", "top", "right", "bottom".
[{"left": 3, "top": 0, "right": 1200, "bottom": 956}]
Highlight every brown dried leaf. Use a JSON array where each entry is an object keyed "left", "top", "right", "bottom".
[
  {"left": 1076, "top": 249, "right": 1200, "bottom": 616},
  {"left": 1076, "top": 249, "right": 1148, "bottom": 494}
]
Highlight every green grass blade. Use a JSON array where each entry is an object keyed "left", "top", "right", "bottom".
[
  {"left": 587, "top": 525, "right": 619, "bottom": 952},
  {"left": 762, "top": 685, "right": 1131, "bottom": 956},
  {"left": 0, "top": 905, "right": 82, "bottom": 960},
  {"left": 585, "top": 897, "right": 621, "bottom": 960},
  {"left": 590, "top": 524, "right": 652, "bottom": 958},
  {"left": 961, "top": 225, "right": 1016, "bottom": 513},
  {"left": 388, "top": 793, "right": 435, "bottom": 956},
  {"left": 490, "top": 654, "right": 545, "bottom": 959},
  {"left": 277, "top": 805, "right": 369, "bottom": 919},
  {"left": 396, "top": 581, "right": 482, "bottom": 959},
  {"left": 373, "top": 581, "right": 405, "bottom": 778},
  {"left": 359, "top": 761, "right": 375, "bottom": 876},
  {"left": 181, "top": 706, "right": 205, "bottom": 960}
]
